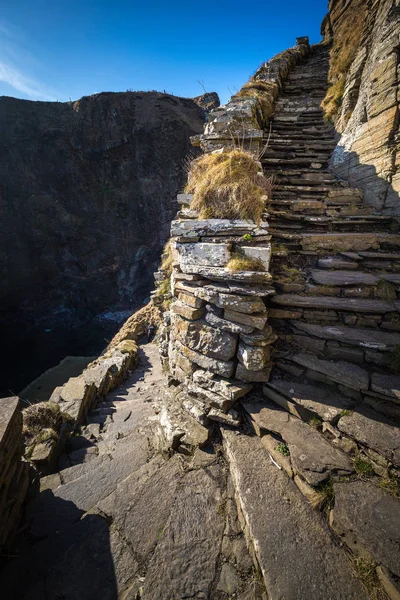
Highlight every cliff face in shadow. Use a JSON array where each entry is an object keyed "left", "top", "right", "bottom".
[
  {"left": 322, "top": 0, "right": 400, "bottom": 214},
  {"left": 0, "top": 91, "right": 206, "bottom": 393}
]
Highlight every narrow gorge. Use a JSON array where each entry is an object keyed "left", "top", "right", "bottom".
[{"left": 0, "top": 1, "right": 399, "bottom": 599}]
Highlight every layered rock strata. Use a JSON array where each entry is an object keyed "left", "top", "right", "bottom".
[
  {"left": 322, "top": 0, "right": 400, "bottom": 214},
  {"left": 0, "top": 397, "right": 29, "bottom": 551}
]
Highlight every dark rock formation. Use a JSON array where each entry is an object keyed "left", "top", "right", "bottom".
[
  {"left": 322, "top": 0, "right": 400, "bottom": 214},
  {"left": 192, "top": 92, "right": 220, "bottom": 113},
  {"left": 0, "top": 91, "right": 205, "bottom": 392}
]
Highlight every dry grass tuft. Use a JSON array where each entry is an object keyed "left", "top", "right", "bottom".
[
  {"left": 226, "top": 252, "right": 265, "bottom": 273},
  {"left": 22, "top": 401, "right": 72, "bottom": 447},
  {"left": 185, "top": 149, "right": 271, "bottom": 223},
  {"left": 236, "top": 80, "right": 277, "bottom": 123},
  {"left": 108, "top": 301, "right": 163, "bottom": 348}
]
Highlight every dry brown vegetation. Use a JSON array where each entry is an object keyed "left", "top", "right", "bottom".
[
  {"left": 236, "top": 80, "right": 277, "bottom": 124},
  {"left": 186, "top": 149, "right": 271, "bottom": 223},
  {"left": 108, "top": 301, "right": 163, "bottom": 348},
  {"left": 22, "top": 402, "right": 72, "bottom": 450},
  {"left": 226, "top": 252, "right": 265, "bottom": 272}
]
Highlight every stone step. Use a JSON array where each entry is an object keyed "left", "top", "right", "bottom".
[
  {"left": 263, "top": 379, "right": 355, "bottom": 423},
  {"left": 222, "top": 428, "right": 367, "bottom": 600},
  {"left": 25, "top": 430, "right": 154, "bottom": 539},
  {"left": 141, "top": 465, "right": 226, "bottom": 599},
  {"left": 311, "top": 269, "right": 400, "bottom": 287},
  {"left": 242, "top": 397, "right": 354, "bottom": 484},
  {"left": 290, "top": 353, "right": 370, "bottom": 392},
  {"left": 331, "top": 480, "right": 400, "bottom": 581},
  {"left": 272, "top": 294, "right": 400, "bottom": 314},
  {"left": 291, "top": 321, "right": 400, "bottom": 351},
  {"left": 299, "top": 232, "right": 400, "bottom": 251}
]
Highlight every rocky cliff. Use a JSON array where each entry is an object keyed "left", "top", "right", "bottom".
[
  {"left": 0, "top": 91, "right": 206, "bottom": 392},
  {"left": 322, "top": 0, "right": 400, "bottom": 214}
]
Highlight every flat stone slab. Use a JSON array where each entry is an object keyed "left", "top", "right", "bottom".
[
  {"left": 205, "top": 311, "right": 253, "bottom": 334},
  {"left": 141, "top": 466, "right": 225, "bottom": 599},
  {"left": 175, "top": 242, "right": 230, "bottom": 267},
  {"left": 240, "top": 324, "right": 278, "bottom": 347},
  {"left": 292, "top": 353, "right": 370, "bottom": 391},
  {"left": 311, "top": 270, "right": 378, "bottom": 286},
  {"left": 265, "top": 380, "right": 354, "bottom": 422},
  {"left": 331, "top": 480, "right": 400, "bottom": 578},
  {"left": 170, "top": 301, "right": 205, "bottom": 321},
  {"left": 180, "top": 264, "right": 272, "bottom": 283},
  {"left": 242, "top": 398, "right": 353, "bottom": 485},
  {"left": 170, "top": 219, "right": 268, "bottom": 238},
  {"left": 317, "top": 258, "right": 359, "bottom": 270},
  {"left": 292, "top": 321, "right": 400, "bottom": 351},
  {"left": 273, "top": 294, "right": 400, "bottom": 313},
  {"left": 338, "top": 406, "right": 400, "bottom": 466},
  {"left": 222, "top": 429, "right": 366, "bottom": 600},
  {"left": 224, "top": 308, "right": 268, "bottom": 330},
  {"left": 371, "top": 373, "right": 400, "bottom": 401}
]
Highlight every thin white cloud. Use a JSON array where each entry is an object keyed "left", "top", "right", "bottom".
[
  {"left": 0, "top": 19, "right": 59, "bottom": 101},
  {"left": 0, "top": 61, "right": 57, "bottom": 100}
]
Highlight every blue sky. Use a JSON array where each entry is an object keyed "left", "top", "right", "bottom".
[{"left": 0, "top": 1, "right": 328, "bottom": 105}]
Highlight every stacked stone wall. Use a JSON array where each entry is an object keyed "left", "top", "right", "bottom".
[{"left": 191, "top": 38, "right": 310, "bottom": 154}]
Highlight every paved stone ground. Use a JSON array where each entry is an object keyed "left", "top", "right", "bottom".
[{"left": 0, "top": 344, "right": 265, "bottom": 600}]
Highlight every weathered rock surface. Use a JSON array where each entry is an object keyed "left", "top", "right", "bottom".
[
  {"left": 264, "top": 380, "right": 354, "bottom": 422},
  {"left": 337, "top": 406, "right": 400, "bottom": 466},
  {"left": 223, "top": 429, "right": 367, "bottom": 599},
  {"left": 0, "top": 92, "right": 206, "bottom": 393},
  {"left": 172, "top": 314, "right": 237, "bottom": 361},
  {"left": 176, "top": 340, "right": 235, "bottom": 377},
  {"left": 331, "top": 480, "right": 400, "bottom": 577},
  {"left": 324, "top": 0, "right": 400, "bottom": 214},
  {"left": 141, "top": 466, "right": 225, "bottom": 599},
  {"left": 242, "top": 398, "right": 354, "bottom": 485},
  {"left": 0, "top": 397, "right": 29, "bottom": 550},
  {"left": 292, "top": 353, "right": 369, "bottom": 391}
]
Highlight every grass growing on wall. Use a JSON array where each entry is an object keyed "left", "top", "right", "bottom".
[
  {"left": 322, "top": 0, "right": 367, "bottom": 124},
  {"left": 235, "top": 80, "right": 277, "bottom": 124},
  {"left": 185, "top": 149, "right": 271, "bottom": 223},
  {"left": 226, "top": 252, "right": 265, "bottom": 272}
]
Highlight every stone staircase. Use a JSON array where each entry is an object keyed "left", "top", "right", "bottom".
[
  {"left": 1, "top": 41, "right": 399, "bottom": 600},
  {"left": 246, "top": 43, "right": 400, "bottom": 598}
]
